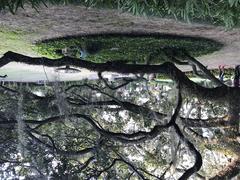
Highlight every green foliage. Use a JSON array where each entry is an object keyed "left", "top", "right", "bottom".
[
  {"left": 35, "top": 34, "right": 222, "bottom": 63},
  {"left": 82, "top": 0, "right": 240, "bottom": 28},
  {"left": 0, "top": 0, "right": 74, "bottom": 13},
  {"left": 1, "top": 0, "right": 240, "bottom": 28}
]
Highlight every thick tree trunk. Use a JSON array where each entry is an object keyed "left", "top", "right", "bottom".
[{"left": 1, "top": 51, "right": 237, "bottom": 101}]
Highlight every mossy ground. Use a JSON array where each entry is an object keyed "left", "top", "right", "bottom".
[
  {"left": 35, "top": 34, "right": 222, "bottom": 64},
  {"left": 0, "top": 28, "right": 35, "bottom": 56}
]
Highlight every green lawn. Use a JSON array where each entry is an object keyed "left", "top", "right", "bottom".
[
  {"left": 35, "top": 33, "right": 223, "bottom": 64},
  {"left": 0, "top": 28, "right": 36, "bottom": 56},
  {"left": 0, "top": 28, "right": 223, "bottom": 65}
]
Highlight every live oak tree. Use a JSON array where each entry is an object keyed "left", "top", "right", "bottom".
[
  {"left": 0, "top": 49, "right": 239, "bottom": 179},
  {"left": 0, "top": 1, "right": 240, "bottom": 179}
]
